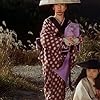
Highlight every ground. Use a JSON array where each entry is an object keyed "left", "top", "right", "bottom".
[{"left": 0, "top": 65, "right": 82, "bottom": 100}]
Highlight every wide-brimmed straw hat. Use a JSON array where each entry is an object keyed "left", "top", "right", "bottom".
[
  {"left": 77, "top": 59, "right": 100, "bottom": 69},
  {"left": 39, "top": 0, "right": 80, "bottom": 6}
]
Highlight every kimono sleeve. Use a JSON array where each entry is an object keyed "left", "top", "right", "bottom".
[
  {"left": 73, "top": 79, "right": 92, "bottom": 100},
  {"left": 40, "top": 18, "right": 63, "bottom": 66}
]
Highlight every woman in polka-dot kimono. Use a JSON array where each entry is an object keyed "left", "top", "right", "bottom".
[{"left": 39, "top": 0, "right": 80, "bottom": 100}]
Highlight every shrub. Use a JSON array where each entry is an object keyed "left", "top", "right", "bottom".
[
  {"left": 0, "top": 21, "right": 40, "bottom": 91},
  {"left": 77, "top": 18, "right": 100, "bottom": 62},
  {"left": 0, "top": 21, "right": 39, "bottom": 67}
]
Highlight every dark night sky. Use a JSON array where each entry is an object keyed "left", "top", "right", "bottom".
[
  {"left": 78, "top": 0, "right": 100, "bottom": 20},
  {"left": 84, "top": 0, "right": 100, "bottom": 5}
]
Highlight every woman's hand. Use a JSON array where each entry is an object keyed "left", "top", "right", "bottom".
[
  {"left": 63, "top": 37, "right": 74, "bottom": 46},
  {"left": 63, "top": 36, "right": 80, "bottom": 46}
]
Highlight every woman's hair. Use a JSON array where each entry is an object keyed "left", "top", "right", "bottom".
[{"left": 74, "top": 69, "right": 87, "bottom": 86}]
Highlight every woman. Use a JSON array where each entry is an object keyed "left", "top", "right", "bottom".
[
  {"left": 39, "top": 0, "right": 80, "bottom": 100},
  {"left": 73, "top": 59, "right": 100, "bottom": 100}
]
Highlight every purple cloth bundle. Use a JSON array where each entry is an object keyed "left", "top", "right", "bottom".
[{"left": 64, "top": 22, "right": 80, "bottom": 37}]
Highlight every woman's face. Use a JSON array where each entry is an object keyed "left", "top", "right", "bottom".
[
  {"left": 53, "top": 4, "right": 67, "bottom": 16},
  {"left": 86, "top": 69, "right": 99, "bottom": 79}
]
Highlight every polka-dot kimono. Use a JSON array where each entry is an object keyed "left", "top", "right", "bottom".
[{"left": 39, "top": 17, "right": 67, "bottom": 100}]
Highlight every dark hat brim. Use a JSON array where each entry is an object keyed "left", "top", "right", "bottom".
[{"left": 77, "top": 59, "right": 100, "bottom": 69}]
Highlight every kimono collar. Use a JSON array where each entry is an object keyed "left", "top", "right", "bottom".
[
  {"left": 87, "top": 77, "right": 96, "bottom": 95},
  {"left": 54, "top": 16, "right": 65, "bottom": 26},
  {"left": 87, "top": 77, "right": 95, "bottom": 86}
]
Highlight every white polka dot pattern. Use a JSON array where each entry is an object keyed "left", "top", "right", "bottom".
[{"left": 39, "top": 18, "right": 67, "bottom": 100}]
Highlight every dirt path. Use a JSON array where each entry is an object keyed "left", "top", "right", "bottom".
[
  {"left": 0, "top": 89, "right": 44, "bottom": 100},
  {"left": 10, "top": 65, "right": 82, "bottom": 100}
]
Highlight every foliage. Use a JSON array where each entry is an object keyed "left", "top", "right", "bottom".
[
  {"left": 0, "top": 21, "right": 40, "bottom": 91},
  {"left": 0, "top": 21, "right": 39, "bottom": 67},
  {"left": 77, "top": 17, "right": 100, "bottom": 62},
  {"left": 0, "top": 21, "right": 16, "bottom": 68},
  {"left": 10, "top": 48, "right": 39, "bottom": 65}
]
